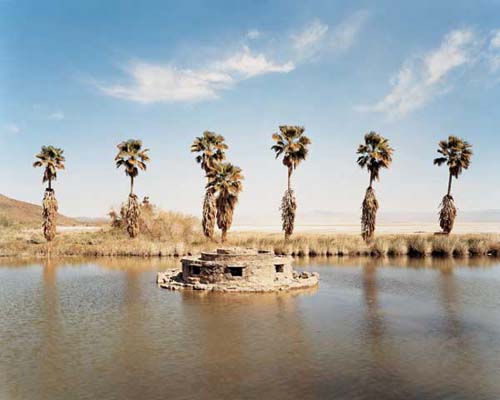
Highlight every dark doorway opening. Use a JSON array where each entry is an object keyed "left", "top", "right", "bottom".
[
  {"left": 191, "top": 266, "right": 201, "bottom": 275},
  {"left": 275, "top": 264, "right": 284, "bottom": 273},
  {"left": 227, "top": 267, "right": 243, "bottom": 277}
]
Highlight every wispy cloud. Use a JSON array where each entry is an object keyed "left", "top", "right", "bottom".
[
  {"left": 330, "top": 10, "right": 370, "bottom": 51},
  {"left": 32, "top": 105, "right": 66, "bottom": 120},
  {"left": 357, "top": 29, "right": 479, "bottom": 119},
  {"left": 292, "top": 11, "right": 369, "bottom": 61},
  {"left": 214, "top": 46, "right": 294, "bottom": 78},
  {"left": 292, "top": 19, "right": 329, "bottom": 51},
  {"left": 96, "top": 11, "right": 367, "bottom": 104},
  {"left": 488, "top": 29, "right": 500, "bottom": 71},
  {"left": 48, "top": 110, "right": 65, "bottom": 120},
  {"left": 246, "top": 29, "right": 261, "bottom": 40},
  {"left": 3, "top": 123, "right": 20, "bottom": 134},
  {"left": 98, "top": 47, "right": 294, "bottom": 103}
]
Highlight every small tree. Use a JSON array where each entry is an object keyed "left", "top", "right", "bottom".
[{"left": 33, "top": 146, "right": 65, "bottom": 242}]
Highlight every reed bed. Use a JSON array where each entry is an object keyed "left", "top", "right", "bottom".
[{"left": 1, "top": 225, "right": 500, "bottom": 259}]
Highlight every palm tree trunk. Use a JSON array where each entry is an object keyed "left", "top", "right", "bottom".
[
  {"left": 287, "top": 166, "right": 292, "bottom": 191},
  {"left": 48, "top": 178, "right": 52, "bottom": 191},
  {"left": 221, "top": 229, "right": 227, "bottom": 243},
  {"left": 130, "top": 176, "right": 134, "bottom": 195},
  {"left": 369, "top": 172, "right": 374, "bottom": 189},
  {"left": 447, "top": 172, "right": 453, "bottom": 196}
]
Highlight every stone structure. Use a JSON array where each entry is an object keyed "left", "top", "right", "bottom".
[{"left": 157, "top": 248, "right": 319, "bottom": 292}]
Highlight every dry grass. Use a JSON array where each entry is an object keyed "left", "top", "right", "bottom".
[{"left": 2, "top": 223, "right": 500, "bottom": 259}]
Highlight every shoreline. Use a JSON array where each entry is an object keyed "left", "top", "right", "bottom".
[{"left": 1, "top": 228, "right": 500, "bottom": 259}]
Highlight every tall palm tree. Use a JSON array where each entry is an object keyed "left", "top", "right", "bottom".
[
  {"left": 115, "top": 139, "right": 150, "bottom": 238},
  {"left": 206, "top": 162, "right": 244, "bottom": 243},
  {"left": 190, "top": 131, "right": 228, "bottom": 238},
  {"left": 271, "top": 125, "right": 311, "bottom": 240},
  {"left": 33, "top": 145, "right": 65, "bottom": 242},
  {"left": 433, "top": 136, "right": 472, "bottom": 234},
  {"left": 357, "top": 132, "right": 394, "bottom": 242}
]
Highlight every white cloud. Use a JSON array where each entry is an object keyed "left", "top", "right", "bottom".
[
  {"left": 99, "top": 63, "right": 233, "bottom": 103},
  {"left": 96, "top": 13, "right": 367, "bottom": 104},
  {"left": 246, "top": 29, "right": 261, "bottom": 40},
  {"left": 357, "top": 29, "right": 478, "bottom": 119},
  {"left": 330, "top": 10, "right": 370, "bottom": 51},
  {"left": 214, "top": 46, "right": 294, "bottom": 78},
  {"left": 291, "top": 12, "right": 368, "bottom": 61},
  {"left": 293, "top": 19, "right": 329, "bottom": 50},
  {"left": 491, "top": 30, "right": 500, "bottom": 48},
  {"left": 98, "top": 47, "right": 294, "bottom": 103},
  {"left": 48, "top": 110, "right": 65, "bottom": 120},
  {"left": 488, "top": 30, "right": 500, "bottom": 71}
]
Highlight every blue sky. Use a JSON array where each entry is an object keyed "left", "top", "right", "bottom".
[{"left": 1, "top": 0, "right": 500, "bottom": 222}]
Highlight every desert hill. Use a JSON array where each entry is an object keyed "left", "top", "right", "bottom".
[{"left": 0, "top": 193, "right": 79, "bottom": 227}]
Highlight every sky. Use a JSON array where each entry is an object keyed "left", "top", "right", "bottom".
[{"left": 1, "top": 0, "right": 500, "bottom": 224}]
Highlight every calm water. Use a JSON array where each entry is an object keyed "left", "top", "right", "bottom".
[{"left": 1, "top": 257, "right": 500, "bottom": 400}]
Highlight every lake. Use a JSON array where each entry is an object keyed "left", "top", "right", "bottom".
[{"left": 1, "top": 257, "right": 500, "bottom": 400}]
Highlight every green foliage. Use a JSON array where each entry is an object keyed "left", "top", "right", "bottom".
[
  {"left": 33, "top": 145, "right": 65, "bottom": 186},
  {"left": 190, "top": 131, "right": 227, "bottom": 173},
  {"left": 357, "top": 132, "right": 393, "bottom": 183},
  {"left": 190, "top": 131, "right": 228, "bottom": 238},
  {"left": 206, "top": 162, "right": 244, "bottom": 242},
  {"left": 271, "top": 125, "right": 311, "bottom": 171},
  {"left": 434, "top": 135, "right": 473, "bottom": 178},
  {"left": 115, "top": 139, "right": 150, "bottom": 180}
]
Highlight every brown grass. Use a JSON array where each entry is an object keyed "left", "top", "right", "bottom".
[{"left": 2, "top": 224, "right": 500, "bottom": 259}]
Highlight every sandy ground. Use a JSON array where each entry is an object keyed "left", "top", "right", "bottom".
[
  {"left": 27, "top": 223, "right": 500, "bottom": 235},
  {"left": 232, "top": 222, "right": 500, "bottom": 234}
]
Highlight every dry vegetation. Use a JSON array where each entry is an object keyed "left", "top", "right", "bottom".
[{"left": 2, "top": 217, "right": 500, "bottom": 259}]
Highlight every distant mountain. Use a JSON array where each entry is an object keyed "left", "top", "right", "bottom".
[{"left": 0, "top": 194, "right": 80, "bottom": 227}]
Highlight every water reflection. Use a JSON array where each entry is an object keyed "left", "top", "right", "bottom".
[
  {"left": 1, "top": 256, "right": 500, "bottom": 399},
  {"left": 293, "top": 255, "right": 500, "bottom": 269},
  {"left": 39, "top": 258, "right": 63, "bottom": 399}
]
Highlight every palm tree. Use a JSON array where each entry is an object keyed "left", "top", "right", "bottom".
[
  {"left": 433, "top": 136, "right": 472, "bottom": 234},
  {"left": 190, "top": 131, "right": 228, "bottom": 238},
  {"left": 206, "top": 162, "right": 244, "bottom": 243},
  {"left": 357, "top": 132, "right": 394, "bottom": 242},
  {"left": 33, "top": 145, "right": 65, "bottom": 242},
  {"left": 115, "top": 139, "right": 150, "bottom": 238},
  {"left": 271, "top": 125, "right": 311, "bottom": 240}
]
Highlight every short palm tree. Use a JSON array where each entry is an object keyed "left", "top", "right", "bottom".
[
  {"left": 433, "top": 136, "right": 472, "bottom": 234},
  {"left": 206, "top": 162, "right": 244, "bottom": 243},
  {"left": 357, "top": 132, "right": 394, "bottom": 242},
  {"left": 33, "top": 145, "right": 65, "bottom": 242},
  {"left": 115, "top": 139, "right": 150, "bottom": 238},
  {"left": 190, "top": 131, "right": 228, "bottom": 238},
  {"left": 271, "top": 125, "right": 311, "bottom": 240}
]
